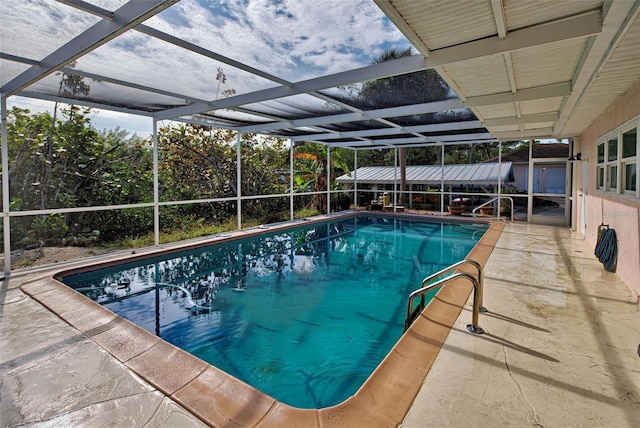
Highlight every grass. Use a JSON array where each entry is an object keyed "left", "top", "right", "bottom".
[
  {"left": 108, "top": 208, "right": 321, "bottom": 250},
  {"left": 107, "top": 218, "right": 238, "bottom": 249}
]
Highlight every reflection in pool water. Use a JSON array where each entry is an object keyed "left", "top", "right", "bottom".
[{"left": 63, "top": 216, "right": 487, "bottom": 408}]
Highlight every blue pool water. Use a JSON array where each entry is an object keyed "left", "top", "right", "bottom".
[{"left": 63, "top": 216, "right": 487, "bottom": 408}]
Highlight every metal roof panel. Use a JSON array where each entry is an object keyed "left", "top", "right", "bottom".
[{"left": 337, "top": 162, "right": 513, "bottom": 185}]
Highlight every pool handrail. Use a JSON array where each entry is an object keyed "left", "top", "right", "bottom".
[
  {"left": 471, "top": 196, "right": 514, "bottom": 222},
  {"left": 404, "top": 259, "right": 485, "bottom": 334}
]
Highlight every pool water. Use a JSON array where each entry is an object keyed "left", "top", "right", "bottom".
[{"left": 63, "top": 216, "right": 487, "bottom": 408}]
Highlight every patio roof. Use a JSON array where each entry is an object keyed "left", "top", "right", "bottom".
[
  {"left": 336, "top": 162, "right": 513, "bottom": 186},
  {"left": 1, "top": 1, "right": 639, "bottom": 147}
]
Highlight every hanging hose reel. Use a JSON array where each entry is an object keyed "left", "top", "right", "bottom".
[{"left": 594, "top": 224, "right": 618, "bottom": 273}]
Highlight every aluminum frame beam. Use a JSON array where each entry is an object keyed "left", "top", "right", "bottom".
[
  {"left": 332, "top": 138, "right": 497, "bottom": 149},
  {"left": 289, "top": 120, "right": 484, "bottom": 142},
  {"left": 1, "top": 0, "right": 179, "bottom": 98},
  {"left": 238, "top": 98, "right": 465, "bottom": 134},
  {"left": 155, "top": 54, "right": 430, "bottom": 120},
  {"left": 155, "top": 10, "right": 600, "bottom": 121},
  {"left": 16, "top": 91, "right": 157, "bottom": 117}
]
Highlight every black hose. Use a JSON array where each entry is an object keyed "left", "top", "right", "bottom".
[{"left": 594, "top": 228, "right": 617, "bottom": 272}]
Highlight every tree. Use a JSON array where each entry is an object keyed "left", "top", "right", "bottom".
[
  {"left": 293, "top": 142, "right": 351, "bottom": 212},
  {"left": 6, "top": 106, "right": 155, "bottom": 245},
  {"left": 354, "top": 47, "right": 451, "bottom": 204},
  {"left": 158, "top": 124, "right": 295, "bottom": 226}
]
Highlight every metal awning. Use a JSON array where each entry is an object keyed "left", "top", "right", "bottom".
[
  {"left": 336, "top": 162, "right": 513, "bottom": 186},
  {"left": 375, "top": 0, "right": 640, "bottom": 140}
]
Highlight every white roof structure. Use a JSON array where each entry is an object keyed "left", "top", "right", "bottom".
[
  {"left": 336, "top": 162, "right": 513, "bottom": 186},
  {"left": 2, "top": 1, "right": 638, "bottom": 147}
]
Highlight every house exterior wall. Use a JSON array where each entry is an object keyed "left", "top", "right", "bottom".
[
  {"left": 511, "top": 164, "right": 527, "bottom": 191},
  {"left": 575, "top": 79, "right": 640, "bottom": 299}
]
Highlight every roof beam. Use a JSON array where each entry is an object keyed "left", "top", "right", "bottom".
[
  {"left": 484, "top": 113, "right": 559, "bottom": 127},
  {"left": 427, "top": 10, "right": 601, "bottom": 66},
  {"left": 374, "top": 0, "right": 431, "bottom": 55},
  {"left": 289, "top": 120, "right": 483, "bottom": 142},
  {"left": 493, "top": 128, "right": 555, "bottom": 139},
  {"left": 155, "top": 9, "right": 599, "bottom": 122},
  {"left": 16, "top": 91, "right": 156, "bottom": 117},
  {"left": 238, "top": 98, "right": 465, "bottom": 134},
  {"left": 154, "top": 54, "right": 430, "bottom": 120},
  {"left": 3, "top": 52, "right": 209, "bottom": 104},
  {"left": 1, "top": 0, "right": 178, "bottom": 98},
  {"left": 554, "top": 0, "right": 640, "bottom": 136},
  {"left": 431, "top": 132, "right": 495, "bottom": 143},
  {"left": 363, "top": 132, "right": 494, "bottom": 146},
  {"left": 329, "top": 138, "right": 497, "bottom": 149},
  {"left": 491, "top": 0, "right": 508, "bottom": 39},
  {"left": 60, "top": 0, "right": 388, "bottom": 131},
  {"left": 503, "top": 53, "right": 517, "bottom": 92},
  {"left": 465, "top": 82, "right": 572, "bottom": 107}
]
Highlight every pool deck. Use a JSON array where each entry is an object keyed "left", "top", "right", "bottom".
[{"left": 1, "top": 220, "right": 639, "bottom": 427}]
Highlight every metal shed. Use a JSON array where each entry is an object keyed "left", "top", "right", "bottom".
[{"left": 336, "top": 162, "right": 513, "bottom": 186}]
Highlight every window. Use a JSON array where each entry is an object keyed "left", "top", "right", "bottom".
[
  {"left": 596, "top": 143, "right": 605, "bottom": 190},
  {"left": 624, "top": 163, "right": 636, "bottom": 192},
  {"left": 622, "top": 128, "right": 637, "bottom": 194},
  {"left": 596, "top": 116, "right": 639, "bottom": 198},
  {"left": 597, "top": 166, "right": 604, "bottom": 188},
  {"left": 608, "top": 165, "right": 617, "bottom": 190},
  {"left": 607, "top": 137, "right": 618, "bottom": 161}
]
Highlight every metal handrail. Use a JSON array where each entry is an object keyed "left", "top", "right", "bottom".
[
  {"left": 471, "top": 196, "right": 514, "bottom": 221},
  {"left": 404, "top": 259, "right": 485, "bottom": 334},
  {"left": 404, "top": 273, "right": 484, "bottom": 334},
  {"left": 423, "top": 259, "right": 483, "bottom": 307}
]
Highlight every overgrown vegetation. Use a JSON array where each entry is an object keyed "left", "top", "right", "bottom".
[
  {"left": 4, "top": 106, "right": 350, "bottom": 250},
  {"left": 3, "top": 56, "right": 524, "bottom": 252}
]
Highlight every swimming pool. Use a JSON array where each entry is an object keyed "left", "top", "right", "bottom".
[{"left": 62, "top": 215, "right": 487, "bottom": 408}]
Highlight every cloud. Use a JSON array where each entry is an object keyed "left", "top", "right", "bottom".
[{"left": 3, "top": 0, "right": 412, "bottom": 134}]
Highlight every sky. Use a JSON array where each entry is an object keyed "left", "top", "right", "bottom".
[{"left": 3, "top": 0, "right": 411, "bottom": 138}]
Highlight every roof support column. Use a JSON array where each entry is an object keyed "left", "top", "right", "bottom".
[
  {"left": 2, "top": 97, "right": 10, "bottom": 274},
  {"left": 326, "top": 146, "right": 331, "bottom": 214},
  {"left": 394, "top": 147, "right": 398, "bottom": 209},
  {"left": 440, "top": 144, "right": 445, "bottom": 214},
  {"left": 527, "top": 139, "right": 534, "bottom": 222},
  {"left": 497, "top": 141, "right": 502, "bottom": 218},
  {"left": 236, "top": 132, "right": 242, "bottom": 230},
  {"left": 289, "top": 140, "right": 294, "bottom": 220},
  {"left": 354, "top": 149, "right": 358, "bottom": 211},
  {"left": 152, "top": 119, "right": 159, "bottom": 246}
]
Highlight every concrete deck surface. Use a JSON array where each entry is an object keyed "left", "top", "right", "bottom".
[
  {"left": 1, "top": 222, "right": 639, "bottom": 427},
  {"left": 403, "top": 223, "right": 640, "bottom": 427}
]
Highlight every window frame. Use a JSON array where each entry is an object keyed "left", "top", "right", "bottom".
[
  {"left": 621, "top": 127, "right": 637, "bottom": 195},
  {"left": 595, "top": 115, "right": 639, "bottom": 199}
]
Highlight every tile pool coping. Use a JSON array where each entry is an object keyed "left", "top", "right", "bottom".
[{"left": 20, "top": 213, "right": 504, "bottom": 427}]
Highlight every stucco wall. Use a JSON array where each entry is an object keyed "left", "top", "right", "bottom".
[{"left": 575, "top": 79, "right": 640, "bottom": 299}]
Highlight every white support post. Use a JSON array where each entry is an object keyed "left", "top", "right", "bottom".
[
  {"left": 497, "top": 140, "right": 502, "bottom": 218},
  {"left": 527, "top": 138, "right": 534, "bottom": 222},
  {"left": 152, "top": 119, "right": 159, "bottom": 246},
  {"left": 2, "top": 97, "right": 11, "bottom": 274},
  {"left": 326, "top": 146, "right": 331, "bottom": 214},
  {"left": 236, "top": 132, "right": 242, "bottom": 230},
  {"left": 354, "top": 149, "right": 358, "bottom": 210},
  {"left": 440, "top": 144, "right": 445, "bottom": 214},
  {"left": 289, "top": 140, "right": 294, "bottom": 220},
  {"left": 394, "top": 147, "right": 398, "bottom": 208}
]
